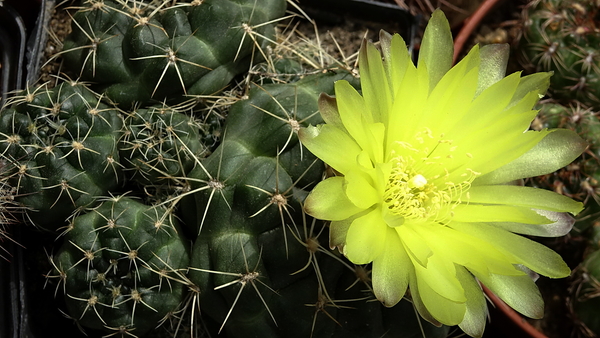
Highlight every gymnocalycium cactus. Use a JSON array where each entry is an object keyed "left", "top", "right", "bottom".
[
  {"left": 0, "top": 81, "right": 123, "bottom": 230},
  {"left": 119, "top": 104, "right": 205, "bottom": 185},
  {"left": 60, "top": 0, "right": 287, "bottom": 107},
  {"left": 571, "top": 249, "right": 600, "bottom": 337},
  {"left": 519, "top": 0, "right": 600, "bottom": 108},
  {"left": 47, "top": 196, "right": 189, "bottom": 337}
]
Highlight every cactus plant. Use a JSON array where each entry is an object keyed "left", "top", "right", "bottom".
[
  {"left": 119, "top": 104, "right": 205, "bottom": 186},
  {"left": 530, "top": 101, "right": 600, "bottom": 199},
  {"left": 571, "top": 249, "right": 600, "bottom": 337},
  {"left": 519, "top": 0, "right": 600, "bottom": 108},
  {"left": 46, "top": 195, "right": 190, "bottom": 337},
  {"left": 0, "top": 81, "right": 124, "bottom": 230},
  {"left": 59, "top": 0, "right": 287, "bottom": 107}
]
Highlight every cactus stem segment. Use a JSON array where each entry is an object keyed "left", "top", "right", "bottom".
[
  {"left": 130, "top": 44, "right": 212, "bottom": 97},
  {"left": 190, "top": 237, "right": 278, "bottom": 333}
]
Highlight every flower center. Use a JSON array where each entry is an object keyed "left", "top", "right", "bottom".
[{"left": 383, "top": 156, "right": 451, "bottom": 221}]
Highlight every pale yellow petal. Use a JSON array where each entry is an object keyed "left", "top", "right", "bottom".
[
  {"left": 418, "top": 9, "right": 453, "bottom": 90},
  {"left": 397, "top": 222, "right": 432, "bottom": 267},
  {"left": 409, "top": 272, "right": 442, "bottom": 326},
  {"left": 304, "top": 177, "right": 363, "bottom": 221},
  {"left": 412, "top": 251, "right": 466, "bottom": 303},
  {"left": 474, "top": 129, "right": 587, "bottom": 185},
  {"left": 476, "top": 43, "right": 509, "bottom": 97},
  {"left": 466, "top": 185, "right": 583, "bottom": 214},
  {"left": 452, "top": 204, "right": 552, "bottom": 225},
  {"left": 329, "top": 217, "right": 353, "bottom": 251},
  {"left": 473, "top": 270, "right": 544, "bottom": 319},
  {"left": 451, "top": 221, "right": 571, "bottom": 278},
  {"left": 416, "top": 269, "right": 467, "bottom": 325},
  {"left": 344, "top": 169, "right": 379, "bottom": 209},
  {"left": 456, "top": 266, "right": 487, "bottom": 338},
  {"left": 360, "top": 41, "right": 392, "bottom": 124},
  {"left": 372, "top": 227, "right": 411, "bottom": 307},
  {"left": 344, "top": 208, "right": 387, "bottom": 264},
  {"left": 380, "top": 31, "right": 410, "bottom": 100},
  {"left": 412, "top": 223, "right": 521, "bottom": 276},
  {"left": 299, "top": 124, "right": 361, "bottom": 174}
]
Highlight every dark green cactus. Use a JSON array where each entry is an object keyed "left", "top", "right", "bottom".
[
  {"left": 119, "top": 104, "right": 205, "bottom": 185},
  {"left": 0, "top": 81, "right": 123, "bottom": 230},
  {"left": 571, "top": 249, "right": 600, "bottom": 337},
  {"left": 47, "top": 196, "right": 190, "bottom": 337},
  {"left": 182, "top": 71, "right": 449, "bottom": 338},
  {"left": 60, "top": 0, "right": 287, "bottom": 107},
  {"left": 519, "top": 0, "right": 600, "bottom": 108}
]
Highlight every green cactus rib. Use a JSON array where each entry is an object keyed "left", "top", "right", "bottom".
[
  {"left": 519, "top": 0, "right": 600, "bottom": 108},
  {"left": 182, "top": 71, "right": 448, "bottom": 338},
  {"left": 0, "top": 82, "right": 123, "bottom": 230},
  {"left": 48, "top": 196, "right": 190, "bottom": 336},
  {"left": 61, "top": 0, "right": 287, "bottom": 107}
]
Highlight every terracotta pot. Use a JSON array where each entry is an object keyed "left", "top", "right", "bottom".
[{"left": 453, "top": 0, "right": 507, "bottom": 63}]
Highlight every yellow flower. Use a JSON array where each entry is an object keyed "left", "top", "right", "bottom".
[{"left": 299, "top": 9, "right": 586, "bottom": 337}]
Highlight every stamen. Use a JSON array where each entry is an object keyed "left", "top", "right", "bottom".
[{"left": 382, "top": 139, "right": 478, "bottom": 224}]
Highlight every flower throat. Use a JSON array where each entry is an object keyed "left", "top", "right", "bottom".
[{"left": 383, "top": 156, "right": 451, "bottom": 220}]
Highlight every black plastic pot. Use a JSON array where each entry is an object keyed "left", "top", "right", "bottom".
[
  {"left": 0, "top": 2, "right": 26, "bottom": 103},
  {"left": 298, "top": 0, "right": 418, "bottom": 55},
  {"left": 0, "top": 0, "right": 55, "bottom": 337}
]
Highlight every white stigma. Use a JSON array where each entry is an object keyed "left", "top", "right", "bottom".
[{"left": 408, "top": 174, "right": 428, "bottom": 189}]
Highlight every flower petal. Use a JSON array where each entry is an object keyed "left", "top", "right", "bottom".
[
  {"left": 416, "top": 267, "right": 467, "bottom": 325},
  {"left": 372, "top": 227, "right": 411, "bottom": 307},
  {"left": 409, "top": 272, "right": 442, "bottom": 326},
  {"left": 418, "top": 9, "right": 453, "bottom": 90},
  {"left": 344, "top": 208, "right": 387, "bottom": 264},
  {"left": 508, "top": 72, "right": 551, "bottom": 109},
  {"left": 452, "top": 204, "right": 552, "bottom": 225},
  {"left": 299, "top": 124, "right": 361, "bottom": 174},
  {"left": 466, "top": 185, "right": 583, "bottom": 214},
  {"left": 489, "top": 210, "right": 576, "bottom": 237},
  {"left": 386, "top": 59, "right": 428, "bottom": 146},
  {"left": 411, "top": 223, "right": 520, "bottom": 276},
  {"left": 344, "top": 169, "right": 379, "bottom": 209},
  {"left": 473, "top": 270, "right": 544, "bottom": 319},
  {"left": 397, "top": 222, "right": 433, "bottom": 267},
  {"left": 317, "top": 93, "right": 344, "bottom": 130},
  {"left": 450, "top": 221, "right": 571, "bottom": 278},
  {"left": 360, "top": 41, "right": 392, "bottom": 124},
  {"left": 412, "top": 251, "right": 466, "bottom": 303},
  {"left": 411, "top": 46, "right": 479, "bottom": 144},
  {"left": 329, "top": 216, "right": 353, "bottom": 251},
  {"left": 475, "top": 43, "right": 509, "bottom": 97},
  {"left": 380, "top": 30, "right": 410, "bottom": 100},
  {"left": 452, "top": 70, "right": 521, "bottom": 136},
  {"left": 304, "top": 176, "right": 363, "bottom": 221},
  {"left": 475, "top": 129, "right": 587, "bottom": 185},
  {"left": 335, "top": 81, "right": 386, "bottom": 162},
  {"left": 456, "top": 266, "right": 487, "bottom": 338}
]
